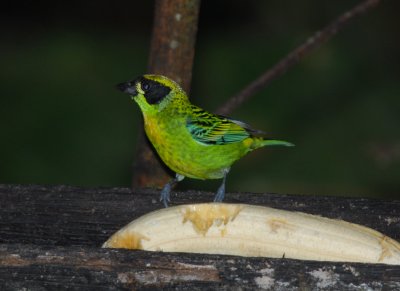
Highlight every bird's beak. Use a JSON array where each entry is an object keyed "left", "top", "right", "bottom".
[{"left": 116, "top": 82, "right": 138, "bottom": 96}]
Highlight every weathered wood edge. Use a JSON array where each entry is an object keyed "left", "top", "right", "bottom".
[
  {"left": 1, "top": 184, "right": 399, "bottom": 289},
  {"left": 1, "top": 184, "right": 399, "bottom": 246},
  {"left": 1, "top": 243, "right": 400, "bottom": 290}
]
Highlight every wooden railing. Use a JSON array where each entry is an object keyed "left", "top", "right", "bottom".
[{"left": 1, "top": 184, "right": 399, "bottom": 289}]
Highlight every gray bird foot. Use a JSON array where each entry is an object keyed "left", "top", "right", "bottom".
[
  {"left": 213, "top": 168, "right": 229, "bottom": 203},
  {"left": 159, "top": 174, "right": 185, "bottom": 208},
  {"left": 160, "top": 183, "right": 171, "bottom": 208},
  {"left": 213, "top": 184, "right": 225, "bottom": 202}
]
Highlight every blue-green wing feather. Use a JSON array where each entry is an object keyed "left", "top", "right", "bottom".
[{"left": 186, "top": 107, "right": 252, "bottom": 145}]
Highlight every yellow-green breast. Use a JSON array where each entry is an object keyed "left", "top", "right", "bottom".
[{"left": 143, "top": 113, "right": 253, "bottom": 180}]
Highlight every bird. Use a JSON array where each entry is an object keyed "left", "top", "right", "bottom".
[{"left": 117, "top": 74, "right": 293, "bottom": 207}]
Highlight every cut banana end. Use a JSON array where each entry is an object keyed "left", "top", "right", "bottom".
[{"left": 102, "top": 203, "right": 400, "bottom": 265}]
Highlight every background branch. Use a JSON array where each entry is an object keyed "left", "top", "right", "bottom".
[
  {"left": 132, "top": 0, "right": 201, "bottom": 189},
  {"left": 216, "top": 0, "right": 381, "bottom": 115}
]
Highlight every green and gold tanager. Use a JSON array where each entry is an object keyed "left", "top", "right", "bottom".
[{"left": 117, "top": 75, "right": 293, "bottom": 207}]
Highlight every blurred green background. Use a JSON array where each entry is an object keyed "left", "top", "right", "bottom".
[{"left": 1, "top": 1, "right": 399, "bottom": 198}]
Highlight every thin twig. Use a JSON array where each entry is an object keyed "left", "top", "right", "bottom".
[{"left": 216, "top": 0, "right": 381, "bottom": 115}]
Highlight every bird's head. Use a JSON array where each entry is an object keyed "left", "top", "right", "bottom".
[{"left": 117, "top": 75, "right": 188, "bottom": 115}]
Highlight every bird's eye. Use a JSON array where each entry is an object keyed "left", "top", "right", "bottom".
[{"left": 142, "top": 82, "right": 150, "bottom": 91}]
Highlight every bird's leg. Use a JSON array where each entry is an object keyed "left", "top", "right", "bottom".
[
  {"left": 214, "top": 168, "right": 230, "bottom": 202},
  {"left": 160, "top": 174, "right": 185, "bottom": 208}
]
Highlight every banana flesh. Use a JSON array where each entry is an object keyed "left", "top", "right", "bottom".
[{"left": 102, "top": 203, "right": 400, "bottom": 265}]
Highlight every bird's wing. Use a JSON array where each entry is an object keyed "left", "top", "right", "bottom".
[
  {"left": 222, "top": 116, "right": 266, "bottom": 136},
  {"left": 186, "top": 107, "right": 253, "bottom": 145}
]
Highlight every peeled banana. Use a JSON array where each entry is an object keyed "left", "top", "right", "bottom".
[{"left": 102, "top": 203, "right": 400, "bottom": 265}]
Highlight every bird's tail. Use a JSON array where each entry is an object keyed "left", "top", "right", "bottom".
[
  {"left": 261, "top": 139, "right": 294, "bottom": 147},
  {"left": 251, "top": 138, "right": 294, "bottom": 149}
]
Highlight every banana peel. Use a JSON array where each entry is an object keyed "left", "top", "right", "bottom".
[{"left": 102, "top": 203, "right": 400, "bottom": 265}]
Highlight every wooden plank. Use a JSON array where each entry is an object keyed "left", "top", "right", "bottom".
[
  {"left": 0, "top": 184, "right": 399, "bottom": 289},
  {"left": 1, "top": 244, "right": 400, "bottom": 290},
  {"left": 1, "top": 184, "right": 399, "bottom": 246}
]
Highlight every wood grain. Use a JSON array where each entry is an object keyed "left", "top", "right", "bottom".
[{"left": 0, "top": 184, "right": 399, "bottom": 289}]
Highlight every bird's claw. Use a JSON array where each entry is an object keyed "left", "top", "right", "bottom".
[
  {"left": 213, "top": 184, "right": 225, "bottom": 202},
  {"left": 160, "top": 183, "right": 171, "bottom": 208},
  {"left": 214, "top": 169, "right": 228, "bottom": 202}
]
